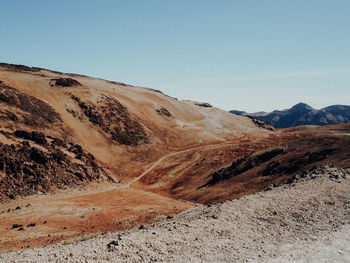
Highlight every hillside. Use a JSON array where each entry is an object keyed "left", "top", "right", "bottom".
[
  {"left": 0, "top": 63, "right": 267, "bottom": 201},
  {"left": 135, "top": 123, "right": 350, "bottom": 204},
  {"left": 0, "top": 63, "right": 273, "bottom": 250},
  {"left": 0, "top": 63, "right": 349, "bottom": 252},
  {"left": 230, "top": 102, "right": 350, "bottom": 128}
]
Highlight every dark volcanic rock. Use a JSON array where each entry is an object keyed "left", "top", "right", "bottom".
[
  {"left": 51, "top": 78, "right": 81, "bottom": 87},
  {"left": 1, "top": 110, "right": 19, "bottom": 121},
  {"left": 71, "top": 95, "right": 150, "bottom": 146},
  {"left": 259, "top": 148, "right": 335, "bottom": 177},
  {"left": 156, "top": 107, "right": 172, "bottom": 118},
  {"left": 0, "top": 133, "right": 113, "bottom": 201},
  {"left": 30, "top": 147, "right": 48, "bottom": 164},
  {"left": 0, "top": 63, "right": 41, "bottom": 72},
  {"left": 0, "top": 81, "right": 62, "bottom": 127},
  {"left": 14, "top": 130, "right": 48, "bottom": 145},
  {"left": 195, "top": 102, "right": 212, "bottom": 108},
  {"left": 203, "top": 139, "right": 339, "bottom": 190},
  {"left": 107, "top": 240, "right": 119, "bottom": 252},
  {"left": 202, "top": 148, "right": 285, "bottom": 187},
  {"left": 106, "top": 80, "right": 129, "bottom": 87},
  {"left": 247, "top": 116, "right": 274, "bottom": 131}
]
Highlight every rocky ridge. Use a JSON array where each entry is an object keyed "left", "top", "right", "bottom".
[{"left": 230, "top": 102, "right": 350, "bottom": 128}]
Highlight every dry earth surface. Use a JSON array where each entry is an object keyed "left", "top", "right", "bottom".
[
  {"left": 0, "top": 63, "right": 268, "bottom": 250},
  {"left": 1, "top": 63, "right": 350, "bottom": 262},
  {"left": 1, "top": 166, "right": 349, "bottom": 262}
]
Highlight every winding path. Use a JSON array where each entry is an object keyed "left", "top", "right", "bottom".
[
  {"left": 71, "top": 140, "right": 238, "bottom": 197},
  {"left": 126, "top": 155, "right": 170, "bottom": 187},
  {"left": 126, "top": 140, "right": 237, "bottom": 188}
]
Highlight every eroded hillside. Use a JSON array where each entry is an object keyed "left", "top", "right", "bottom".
[
  {"left": 1, "top": 63, "right": 349, "bottom": 251},
  {"left": 0, "top": 63, "right": 268, "bottom": 201},
  {"left": 134, "top": 123, "right": 350, "bottom": 203}
]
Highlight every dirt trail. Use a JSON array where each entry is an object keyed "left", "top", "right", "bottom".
[
  {"left": 127, "top": 140, "right": 236, "bottom": 188},
  {"left": 0, "top": 141, "right": 237, "bottom": 251},
  {"left": 1, "top": 167, "right": 348, "bottom": 262},
  {"left": 127, "top": 156, "right": 170, "bottom": 187}
]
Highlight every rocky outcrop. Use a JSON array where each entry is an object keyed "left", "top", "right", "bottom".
[
  {"left": 71, "top": 95, "right": 150, "bottom": 146},
  {"left": 50, "top": 78, "right": 81, "bottom": 87},
  {"left": 195, "top": 102, "right": 212, "bottom": 108},
  {"left": 247, "top": 116, "right": 275, "bottom": 131},
  {"left": 0, "top": 131, "right": 112, "bottom": 201},
  {"left": 14, "top": 130, "right": 48, "bottom": 145},
  {"left": 0, "top": 63, "right": 41, "bottom": 73},
  {"left": 204, "top": 145, "right": 338, "bottom": 188},
  {"left": 203, "top": 148, "right": 285, "bottom": 186},
  {"left": 258, "top": 148, "right": 335, "bottom": 177},
  {"left": 283, "top": 164, "right": 348, "bottom": 185},
  {"left": 0, "top": 81, "right": 62, "bottom": 127},
  {"left": 156, "top": 107, "right": 172, "bottom": 118}
]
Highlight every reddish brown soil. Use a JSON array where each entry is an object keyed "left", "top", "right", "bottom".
[
  {"left": 0, "top": 63, "right": 349, "bottom": 252},
  {"left": 0, "top": 184, "right": 192, "bottom": 251},
  {"left": 137, "top": 124, "right": 350, "bottom": 204}
]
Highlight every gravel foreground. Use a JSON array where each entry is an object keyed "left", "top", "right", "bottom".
[{"left": 1, "top": 165, "right": 350, "bottom": 263}]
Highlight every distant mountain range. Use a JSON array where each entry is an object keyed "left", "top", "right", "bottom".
[{"left": 230, "top": 103, "right": 350, "bottom": 128}]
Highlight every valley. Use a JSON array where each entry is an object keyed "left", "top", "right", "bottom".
[{"left": 0, "top": 63, "right": 349, "bottom": 259}]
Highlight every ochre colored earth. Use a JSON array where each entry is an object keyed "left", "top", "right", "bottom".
[{"left": 0, "top": 63, "right": 349, "bottom": 251}]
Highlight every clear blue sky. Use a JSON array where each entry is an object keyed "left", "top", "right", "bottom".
[{"left": 1, "top": 0, "right": 349, "bottom": 112}]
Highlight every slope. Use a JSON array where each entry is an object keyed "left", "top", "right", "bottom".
[{"left": 0, "top": 63, "right": 269, "bottom": 201}]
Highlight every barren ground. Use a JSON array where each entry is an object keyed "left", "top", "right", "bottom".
[
  {"left": 0, "top": 180, "right": 193, "bottom": 251},
  {"left": 1, "top": 64, "right": 350, "bottom": 262},
  {"left": 1, "top": 167, "right": 349, "bottom": 262}
]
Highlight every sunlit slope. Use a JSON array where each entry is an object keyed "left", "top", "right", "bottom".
[{"left": 0, "top": 63, "right": 270, "bottom": 199}]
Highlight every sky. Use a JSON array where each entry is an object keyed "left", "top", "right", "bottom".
[{"left": 0, "top": 0, "right": 349, "bottom": 112}]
